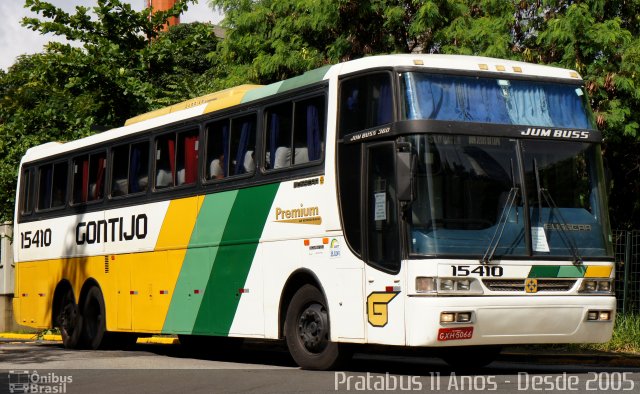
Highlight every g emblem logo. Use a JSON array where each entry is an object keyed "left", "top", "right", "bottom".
[{"left": 366, "top": 292, "right": 399, "bottom": 327}]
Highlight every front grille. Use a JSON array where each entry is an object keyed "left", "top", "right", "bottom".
[{"left": 483, "top": 279, "right": 577, "bottom": 292}]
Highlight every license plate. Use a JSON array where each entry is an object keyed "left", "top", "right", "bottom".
[{"left": 437, "top": 327, "right": 474, "bottom": 341}]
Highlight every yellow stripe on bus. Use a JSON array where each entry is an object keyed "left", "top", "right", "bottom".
[
  {"left": 123, "top": 196, "right": 205, "bottom": 333},
  {"left": 584, "top": 265, "right": 613, "bottom": 278}
]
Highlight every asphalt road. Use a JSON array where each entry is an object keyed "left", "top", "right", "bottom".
[{"left": 0, "top": 340, "right": 639, "bottom": 394}]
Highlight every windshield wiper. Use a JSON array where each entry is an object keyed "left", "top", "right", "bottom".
[
  {"left": 480, "top": 186, "right": 519, "bottom": 264},
  {"left": 533, "top": 159, "right": 583, "bottom": 265}
]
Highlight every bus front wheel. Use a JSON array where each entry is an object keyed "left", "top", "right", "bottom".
[{"left": 284, "top": 284, "right": 348, "bottom": 370}]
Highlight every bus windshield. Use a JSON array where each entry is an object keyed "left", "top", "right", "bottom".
[
  {"left": 401, "top": 72, "right": 594, "bottom": 129},
  {"left": 408, "top": 134, "right": 612, "bottom": 259}
]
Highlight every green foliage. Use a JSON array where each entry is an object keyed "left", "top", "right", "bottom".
[
  {"left": 209, "top": 0, "right": 640, "bottom": 229},
  {"left": 0, "top": 0, "right": 217, "bottom": 222},
  {"left": 584, "top": 313, "right": 640, "bottom": 353},
  {"left": 2, "top": 0, "right": 640, "bottom": 228}
]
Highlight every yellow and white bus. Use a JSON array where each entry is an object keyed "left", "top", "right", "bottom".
[{"left": 13, "top": 54, "right": 615, "bottom": 369}]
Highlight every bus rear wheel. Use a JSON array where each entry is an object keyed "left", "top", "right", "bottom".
[
  {"left": 81, "top": 286, "right": 107, "bottom": 350},
  {"left": 284, "top": 284, "right": 348, "bottom": 370},
  {"left": 54, "top": 288, "right": 83, "bottom": 349}
]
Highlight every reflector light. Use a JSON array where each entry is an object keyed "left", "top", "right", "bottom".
[{"left": 587, "top": 311, "right": 598, "bottom": 320}]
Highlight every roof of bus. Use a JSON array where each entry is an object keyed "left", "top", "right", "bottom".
[{"left": 21, "top": 54, "right": 582, "bottom": 164}]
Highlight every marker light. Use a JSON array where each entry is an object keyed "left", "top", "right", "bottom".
[
  {"left": 587, "top": 310, "right": 612, "bottom": 321},
  {"left": 457, "top": 312, "right": 472, "bottom": 323},
  {"left": 599, "top": 311, "right": 611, "bottom": 321},
  {"left": 440, "top": 311, "right": 473, "bottom": 324},
  {"left": 416, "top": 277, "right": 436, "bottom": 293},
  {"left": 440, "top": 313, "right": 456, "bottom": 323}
]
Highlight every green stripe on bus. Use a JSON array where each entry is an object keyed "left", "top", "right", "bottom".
[
  {"left": 528, "top": 266, "right": 559, "bottom": 278},
  {"left": 528, "top": 265, "right": 587, "bottom": 278},
  {"left": 557, "top": 266, "right": 587, "bottom": 278},
  {"left": 192, "top": 183, "right": 280, "bottom": 335},
  {"left": 241, "top": 82, "right": 283, "bottom": 104},
  {"left": 277, "top": 65, "right": 331, "bottom": 92},
  {"left": 162, "top": 191, "right": 238, "bottom": 333},
  {"left": 241, "top": 65, "right": 331, "bottom": 103}
]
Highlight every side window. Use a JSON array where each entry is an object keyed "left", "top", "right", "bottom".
[
  {"left": 72, "top": 152, "right": 106, "bottom": 204},
  {"left": 265, "top": 95, "right": 325, "bottom": 170},
  {"left": 265, "top": 102, "right": 292, "bottom": 169},
  {"left": 37, "top": 161, "right": 68, "bottom": 210},
  {"left": 20, "top": 168, "right": 34, "bottom": 215},
  {"left": 295, "top": 96, "right": 325, "bottom": 164},
  {"left": 155, "top": 129, "right": 199, "bottom": 189},
  {"left": 111, "top": 141, "right": 149, "bottom": 197},
  {"left": 339, "top": 73, "right": 393, "bottom": 137},
  {"left": 230, "top": 114, "right": 256, "bottom": 176},
  {"left": 205, "top": 119, "right": 229, "bottom": 180}
]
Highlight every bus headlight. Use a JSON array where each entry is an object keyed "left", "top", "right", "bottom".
[
  {"left": 414, "top": 277, "right": 483, "bottom": 295},
  {"left": 579, "top": 279, "right": 613, "bottom": 294},
  {"left": 440, "top": 279, "right": 454, "bottom": 291}
]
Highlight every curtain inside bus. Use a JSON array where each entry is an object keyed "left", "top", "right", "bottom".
[{"left": 403, "top": 73, "right": 593, "bottom": 129}]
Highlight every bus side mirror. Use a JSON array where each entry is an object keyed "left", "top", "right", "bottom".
[{"left": 396, "top": 144, "right": 415, "bottom": 203}]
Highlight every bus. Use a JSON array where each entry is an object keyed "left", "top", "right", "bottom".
[{"left": 13, "top": 54, "right": 615, "bottom": 370}]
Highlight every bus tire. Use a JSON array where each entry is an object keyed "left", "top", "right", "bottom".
[
  {"left": 284, "top": 284, "right": 347, "bottom": 370},
  {"left": 54, "top": 287, "right": 83, "bottom": 349},
  {"left": 81, "top": 286, "right": 107, "bottom": 350}
]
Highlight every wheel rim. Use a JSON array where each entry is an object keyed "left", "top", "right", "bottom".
[
  {"left": 297, "top": 303, "right": 329, "bottom": 354},
  {"left": 57, "top": 292, "right": 78, "bottom": 339}
]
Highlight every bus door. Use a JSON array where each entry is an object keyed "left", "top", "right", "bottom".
[{"left": 363, "top": 142, "right": 406, "bottom": 346}]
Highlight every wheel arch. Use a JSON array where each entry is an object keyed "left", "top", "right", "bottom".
[
  {"left": 278, "top": 269, "right": 328, "bottom": 339},
  {"left": 51, "top": 279, "right": 75, "bottom": 327},
  {"left": 77, "top": 278, "right": 103, "bottom": 313}
]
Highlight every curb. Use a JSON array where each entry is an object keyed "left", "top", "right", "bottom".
[{"left": 0, "top": 333, "right": 178, "bottom": 345}]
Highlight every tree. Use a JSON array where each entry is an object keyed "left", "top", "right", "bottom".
[
  {"left": 209, "top": 0, "right": 640, "bottom": 228},
  {"left": 0, "top": 0, "right": 218, "bottom": 222}
]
